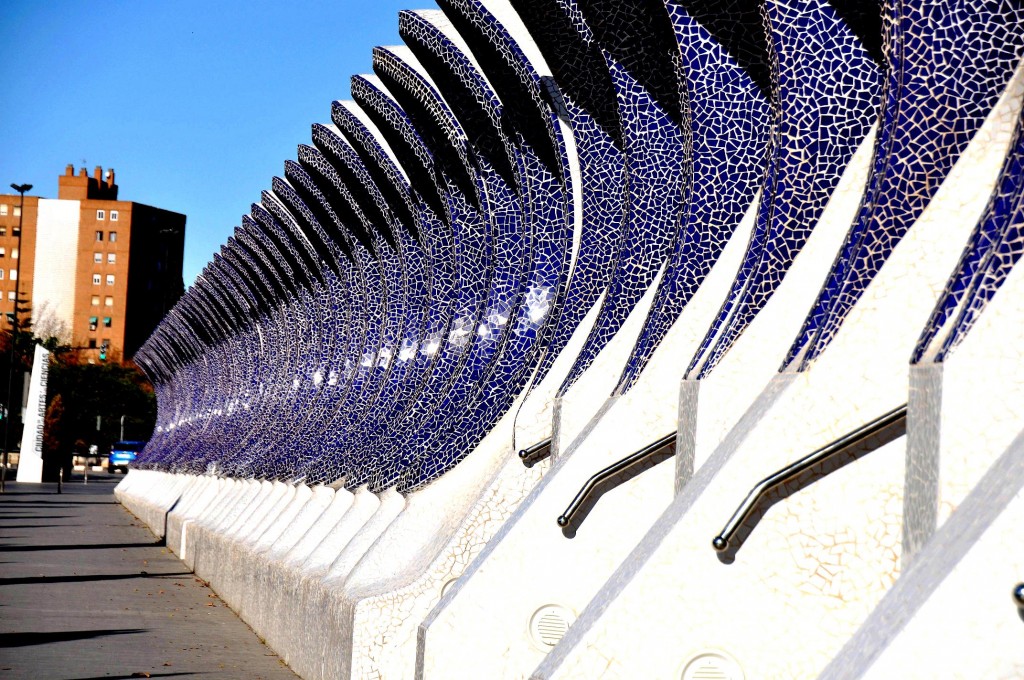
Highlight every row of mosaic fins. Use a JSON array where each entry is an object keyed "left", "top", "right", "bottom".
[{"left": 133, "top": 0, "right": 1024, "bottom": 489}]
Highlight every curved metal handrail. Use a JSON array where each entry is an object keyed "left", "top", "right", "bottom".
[
  {"left": 557, "top": 432, "right": 677, "bottom": 529},
  {"left": 519, "top": 439, "right": 553, "bottom": 468},
  {"left": 712, "top": 404, "right": 907, "bottom": 552}
]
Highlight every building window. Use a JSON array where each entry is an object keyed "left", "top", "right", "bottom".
[
  {"left": 0, "top": 205, "right": 6, "bottom": 216},
  {"left": 106, "top": 274, "right": 114, "bottom": 286},
  {"left": 91, "top": 295, "right": 99, "bottom": 306},
  {"left": 88, "top": 339, "right": 96, "bottom": 349},
  {"left": 0, "top": 228, "right": 6, "bottom": 237},
  {"left": 6, "top": 291, "right": 13, "bottom": 301},
  {"left": 104, "top": 296, "right": 113, "bottom": 307},
  {"left": 9, "top": 270, "right": 16, "bottom": 281},
  {"left": 13, "top": 206, "right": 20, "bottom": 218},
  {"left": 0, "top": 270, "right": 5, "bottom": 281},
  {"left": 110, "top": 211, "right": 118, "bottom": 221},
  {"left": 109, "top": 231, "right": 117, "bottom": 243},
  {"left": 89, "top": 316, "right": 98, "bottom": 331},
  {"left": 0, "top": 248, "right": 6, "bottom": 258},
  {"left": 107, "top": 253, "right": 116, "bottom": 264},
  {"left": 94, "top": 252, "right": 102, "bottom": 263},
  {"left": 12, "top": 249, "right": 18, "bottom": 260},
  {"left": 12, "top": 227, "right": 19, "bottom": 236},
  {"left": 95, "top": 231, "right": 103, "bottom": 242},
  {"left": 103, "top": 317, "right": 112, "bottom": 328},
  {"left": 96, "top": 210, "right": 105, "bottom": 220},
  {"left": 92, "top": 274, "right": 101, "bottom": 285}
]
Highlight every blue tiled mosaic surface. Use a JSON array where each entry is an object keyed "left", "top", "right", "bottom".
[
  {"left": 132, "top": 0, "right": 1024, "bottom": 497},
  {"left": 914, "top": 105, "right": 1024, "bottom": 364},
  {"left": 685, "top": 0, "right": 882, "bottom": 380},
  {"left": 617, "top": 0, "right": 771, "bottom": 393},
  {"left": 785, "top": 0, "right": 1024, "bottom": 372}
]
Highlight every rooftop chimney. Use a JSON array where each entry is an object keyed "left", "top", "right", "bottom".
[
  {"left": 93, "top": 166, "right": 103, "bottom": 181},
  {"left": 65, "top": 164, "right": 74, "bottom": 176}
]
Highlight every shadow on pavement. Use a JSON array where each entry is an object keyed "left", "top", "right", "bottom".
[
  {"left": 62, "top": 673, "right": 202, "bottom": 680},
  {"left": 0, "top": 571, "right": 191, "bottom": 586},
  {"left": 0, "top": 628, "right": 146, "bottom": 648},
  {"left": 0, "top": 525, "right": 71, "bottom": 529},
  {"left": 0, "top": 540, "right": 164, "bottom": 552}
]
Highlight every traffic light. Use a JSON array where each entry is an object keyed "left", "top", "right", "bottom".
[{"left": 99, "top": 340, "right": 109, "bottom": 361}]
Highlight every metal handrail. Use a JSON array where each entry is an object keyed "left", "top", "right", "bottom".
[
  {"left": 519, "top": 438, "right": 552, "bottom": 468},
  {"left": 712, "top": 403, "right": 907, "bottom": 552},
  {"left": 557, "top": 432, "right": 676, "bottom": 529}
]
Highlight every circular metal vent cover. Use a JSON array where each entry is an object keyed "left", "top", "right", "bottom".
[
  {"left": 529, "top": 604, "right": 575, "bottom": 649},
  {"left": 681, "top": 651, "right": 744, "bottom": 680}
]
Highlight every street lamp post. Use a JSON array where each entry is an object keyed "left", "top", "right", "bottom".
[{"left": 1, "top": 182, "right": 31, "bottom": 493}]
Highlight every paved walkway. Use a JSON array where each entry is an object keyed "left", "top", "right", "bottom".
[{"left": 0, "top": 476, "right": 298, "bottom": 680}]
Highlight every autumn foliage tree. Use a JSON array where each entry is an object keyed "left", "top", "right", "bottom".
[{"left": 41, "top": 353, "right": 156, "bottom": 478}]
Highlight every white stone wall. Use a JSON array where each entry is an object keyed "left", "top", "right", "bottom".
[{"left": 32, "top": 199, "right": 80, "bottom": 335}]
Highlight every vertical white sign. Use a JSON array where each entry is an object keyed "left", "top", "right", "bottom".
[{"left": 16, "top": 344, "right": 49, "bottom": 483}]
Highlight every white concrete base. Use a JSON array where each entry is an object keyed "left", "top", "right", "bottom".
[
  {"left": 530, "top": 66, "right": 1024, "bottom": 679},
  {"left": 331, "top": 399, "right": 541, "bottom": 679},
  {"left": 820, "top": 428, "right": 1024, "bottom": 679},
  {"left": 256, "top": 486, "right": 354, "bottom": 656},
  {"left": 117, "top": 470, "right": 194, "bottom": 538}
]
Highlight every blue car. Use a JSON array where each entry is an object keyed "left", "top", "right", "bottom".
[{"left": 109, "top": 441, "right": 145, "bottom": 473}]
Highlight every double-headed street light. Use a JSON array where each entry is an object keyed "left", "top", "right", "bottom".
[{"left": 1, "top": 182, "right": 31, "bottom": 493}]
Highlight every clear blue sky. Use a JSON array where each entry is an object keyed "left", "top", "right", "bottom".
[{"left": 0, "top": 0, "right": 421, "bottom": 286}]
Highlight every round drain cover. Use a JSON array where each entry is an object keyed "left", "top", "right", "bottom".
[
  {"left": 681, "top": 652, "right": 744, "bottom": 680},
  {"left": 529, "top": 604, "right": 575, "bottom": 649}
]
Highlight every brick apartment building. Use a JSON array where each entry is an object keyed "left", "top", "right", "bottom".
[{"left": 0, "top": 165, "right": 186, "bottom": 363}]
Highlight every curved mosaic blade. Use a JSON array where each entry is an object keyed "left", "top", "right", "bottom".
[
  {"left": 161, "top": 235, "right": 286, "bottom": 471},
  {"left": 342, "top": 76, "right": 461, "bottom": 483},
  {"left": 297, "top": 133, "right": 412, "bottom": 429},
  {"left": 914, "top": 105, "right": 1024, "bottom": 364},
  {"left": 326, "top": 101, "right": 438, "bottom": 476},
  {"left": 270, "top": 171, "right": 402, "bottom": 478},
  {"left": 616, "top": 0, "right": 772, "bottom": 393},
  {"left": 784, "top": 0, "right": 1024, "bottom": 371},
  {"left": 685, "top": 0, "right": 883, "bottom": 380},
  {"left": 435, "top": 0, "right": 580, "bottom": 398},
  {"left": 253, "top": 168, "right": 362, "bottom": 480},
  {"left": 202, "top": 289, "right": 298, "bottom": 472},
  {"left": 209, "top": 209, "right": 324, "bottom": 476},
  {"left": 171, "top": 277, "right": 261, "bottom": 467},
  {"left": 553, "top": 0, "right": 689, "bottom": 395},
  {"left": 356, "top": 45, "right": 494, "bottom": 490},
  {"left": 394, "top": 8, "right": 572, "bottom": 492},
  {"left": 273, "top": 147, "right": 392, "bottom": 484},
  {"left": 504, "top": 0, "right": 627, "bottom": 389}
]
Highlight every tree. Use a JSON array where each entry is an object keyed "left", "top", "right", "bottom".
[
  {"left": 41, "top": 393, "right": 71, "bottom": 482},
  {"left": 42, "top": 354, "right": 156, "bottom": 479},
  {"left": 32, "top": 301, "right": 72, "bottom": 348}
]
